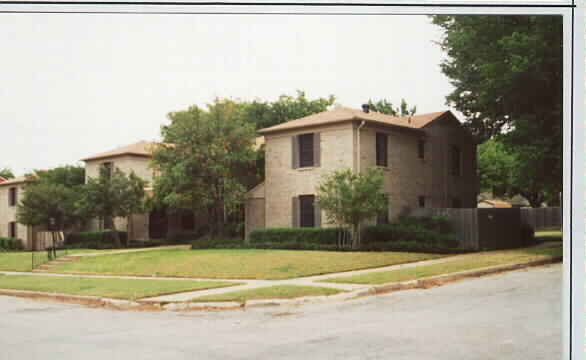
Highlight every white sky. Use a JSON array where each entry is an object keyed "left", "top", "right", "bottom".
[{"left": 0, "top": 13, "right": 457, "bottom": 176}]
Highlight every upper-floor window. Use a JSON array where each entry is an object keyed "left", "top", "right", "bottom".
[
  {"left": 418, "top": 140, "right": 425, "bottom": 160},
  {"left": 451, "top": 145, "right": 461, "bottom": 176},
  {"left": 8, "top": 187, "right": 17, "bottom": 207},
  {"left": 101, "top": 161, "right": 113, "bottom": 179},
  {"left": 292, "top": 133, "right": 321, "bottom": 168},
  {"left": 376, "top": 133, "right": 388, "bottom": 167}
]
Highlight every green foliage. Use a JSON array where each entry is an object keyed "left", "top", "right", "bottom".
[
  {"left": 249, "top": 228, "right": 343, "bottom": 246},
  {"left": 366, "top": 98, "right": 417, "bottom": 116},
  {"left": 0, "top": 237, "right": 24, "bottom": 251},
  {"left": 0, "top": 168, "right": 15, "bottom": 179},
  {"left": 363, "top": 216, "right": 459, "bottom": 251},
  {"left": 76, "top": 167, "right": 146, "bottom": 230},
  {"left": 191, "top": 235, "right": 245, "bottom": 249},
  {"left": 431, "top": 15, "right": 562, "bottom": 206},
  {"left": 316, "top": 168, "right": 386, "bottom": 248},
  {"left": 17, "top": 166, "right": 86, "bottom": 229},
  {"left": 65, "top": 230, "right": 129, "bottom": 249},
  {"left": 151, "top": 99, "right": 256, "bottom": 236},
  {"left": 242, "top": 90, "right": 336, "bottom": 130}
]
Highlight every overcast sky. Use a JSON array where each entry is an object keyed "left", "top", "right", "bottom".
[{"left": 0, "top": 13, "right": 457, "bottom": 176}]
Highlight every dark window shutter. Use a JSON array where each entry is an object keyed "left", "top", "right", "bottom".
[
  {"left": 313, "top": 133, "right": 321, "bottom": 167},
  {"left": 314, "top": 196, "right": 321, "bottom": 227},
  {"left": 292, "top": 136, "right": 299, "bottom": 169},
  {"left": 292, "top": 196, "right": 299, "bottom": 227}
]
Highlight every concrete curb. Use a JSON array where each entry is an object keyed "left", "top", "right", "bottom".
[{"left": 363, "top": 256, "right": 562, "bottom": 297}]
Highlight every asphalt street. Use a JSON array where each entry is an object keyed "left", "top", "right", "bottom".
[{"left": 0, "top": 264, "right": 561, "bottom": 360}]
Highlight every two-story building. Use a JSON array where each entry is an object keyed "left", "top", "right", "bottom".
[
  {"left": 81, "top": 140, "right": 199, "bottom": 241},
  {"left": 0, "top": 176, "right": 36, "bottom": 248},
  {"left": 245, "top": 106, "right": 479, "bottom": 238}
]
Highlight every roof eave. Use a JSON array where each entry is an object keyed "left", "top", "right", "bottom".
[{"left": 81, "top": 152, "right": 152, "bottom": 162}]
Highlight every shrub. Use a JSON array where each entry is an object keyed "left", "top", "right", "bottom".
[
  {"left": 191, "top": 235, "right": 245, "bottom": 249},
  {"left": 65, "top": 230, "right": 128, "bottom": 249},
  {"left": 0, "top": 237, "right": 24, "bottom": 251},
  {"left": 249, "top": 228, "right": 348, "bottom": 246},
  {"left": 363, "top": 215, "right": 459, "bottom": 251},
  {"left": 520, "top": 223, "right": 536, "bottom": 245}
]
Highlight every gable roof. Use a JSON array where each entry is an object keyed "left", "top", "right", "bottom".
[
  {"left": 257, "top": 107, "right": 450, "bottom": 135},
  {"left": 0, "top": 175, "right": 30, "bottom": 187},
  {"left": 81, "top": 141, "right": 160, "bottom": 162}
]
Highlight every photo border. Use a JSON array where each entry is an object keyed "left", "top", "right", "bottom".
[{"left": 0, "top": 2, "right": 582, "bottom": 359}]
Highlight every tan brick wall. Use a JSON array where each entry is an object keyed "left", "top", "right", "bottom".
[
  {"left": 264, "top": 123, "right": 355, "bottom": 228},
  {"left": 257, "top": 115, "right": 478, "bottom": 232},
  {"left": 0, "top": 184, "right": 32, "bottom": 249}
]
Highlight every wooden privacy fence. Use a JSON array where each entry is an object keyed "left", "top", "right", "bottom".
[
  {"left": 520, "top": 207, "right": 562, "bottom": 229},
  {"left": 408, "top": 208, "right": 537, "bottom": 250}
]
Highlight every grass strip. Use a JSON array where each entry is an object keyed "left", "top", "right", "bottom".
[
  {"left": 192, "top": 284, "right": 343, "bottom": 303},
  {"left": 49, "top": 249, "right": 445, "bottom": 280},
  {"left": 0, "top": 275, "right": 239, "bottom": 300},
  {"left": 323, "top": 246, "right": 562, "bottom": 285}
]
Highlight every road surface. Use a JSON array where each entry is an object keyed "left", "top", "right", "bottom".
[{"left": 0, "top": 264, "right": 561, "bottom": 360}]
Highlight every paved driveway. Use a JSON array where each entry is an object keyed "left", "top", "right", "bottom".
[{"left": 0, "top": 264, "right": 561, "bottom": 360}]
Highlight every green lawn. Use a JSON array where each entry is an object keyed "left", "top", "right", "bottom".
[
  {"left": 49, "top": 249, "right": 445, "bottom": 280},
  {"left": 192, "top": 285, "right": 343, "bottom": 303},
  {"left": 323, "top": 246, "right": 562, "bottom": 285},
  {"left": 0, "top": 249, "right": 125, "bottom": 272},
  {"left": 535, "top": 228, "right": 562, "bottom": 241},
  {"left": 0, "top": 274, "right": 238, "bottom": 300}
]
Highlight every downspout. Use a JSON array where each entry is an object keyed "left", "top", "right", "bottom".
[{"left": 356, "top": 120, "right": 366, "bottom": 174}]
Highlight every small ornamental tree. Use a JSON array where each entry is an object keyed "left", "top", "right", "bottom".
[
  {"left": 76, "top": 167, "right": 146, "bottom": 247},
  {"left": 0, "top": 168, "right": 15, "bottom": 180},
  {"left": 316, "top": 168, "right": 387, "bottom": 249},
  {"left": 17, "top": 166, "right": 86, "bottom": 249}
]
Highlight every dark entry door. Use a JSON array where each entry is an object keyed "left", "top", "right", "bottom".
[{"left": 149, "top": 210, "right": 168, "bottom": 240}]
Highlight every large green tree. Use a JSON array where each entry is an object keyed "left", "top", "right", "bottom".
[
  {"left": 76, "top": 167, "right": 146, "bottom": 247},
  {"left": 0, "top": 168, "right": 14, "bottom": 179},
  {"left": 151, "top": 98, "right": 257, "bottom": 237},
  {"left": 17, "top": 166, "right": 86, "bottom": 242},
  {"left": 242, "top": 90, "right": 336, "bottom": 130},
  {"left": 366, "top": 98, "right": 417, "bottom": 116},
  {"left": 316, "top": 168, "right": 386, "bottom": 249},
  {"left": 432, "top": 15, "right": 562, "bottom": 205}
]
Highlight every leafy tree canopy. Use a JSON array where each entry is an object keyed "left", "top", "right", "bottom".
[
  {"left": 432, "top": 15, "right": 562, "bottom": 205},
  {"left": 366, "top": 98, "right": 417, "bottom": 116},
  {"left": 0, "top": 168, "right": 15, "bottom": 179},
  {"left": 152, "top": 98, "right": 257, "bottom": 236},
  {"left": 17, "top": 166, "right": 85, "bottom": 230}
]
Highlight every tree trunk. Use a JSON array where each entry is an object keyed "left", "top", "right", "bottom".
[
  {"left": 104, "top": 216, "right": 121, "bottom": 248},
  {"left": 351, "top": 223, "right": 360, "bottom": 250}
]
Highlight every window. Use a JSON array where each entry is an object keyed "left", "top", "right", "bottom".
[
  {"left": 298, "top": 134, "right": 314, "bottom": 168},
  {"left": 376, "top": 133, "right": 388, "bottom": 167},
  {"left": 451, "top": 145, "right": 461, "bottom": 176},
  {"left": 452, "top": 198, "right": 462, "bottom": 208},
  {"left": 299, "top": 195, "right": 316, "bottom": 227},
  {"left": 419, "top": 196, "right": 426, "bottom": 208},
  {"left": 9, "top": 222, "right": 17, "bottom": 238},
  {"left": 418, "top": 140, "right": 425, "bottom": 159},
  {"left": 101, "top": 162, "right": 113, "bottom": 179},
  {"left": 8, "top": 187, "right": 17, "bottom": 207},
  {"left": 292, "top": 133, "right": 320, "bottom": 168},
  {"left": 376, "top": 194, "right": 389, "bottom": 225}
]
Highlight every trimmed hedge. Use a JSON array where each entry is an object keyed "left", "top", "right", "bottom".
[
  {"left": 249, "top": 228, "right": 345, "bottom": 246},
  {"left": 191, "top": 235, "right": 245, "bottom": 249},
  {"left": 65, "top": 230, "right": 129, "bottom": 249},
  {"left": 0, "top": 237, "right": 24, "bottom": 251},
  {"left": 363, "top": 215, "right": 459, "bottom": 250}
]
